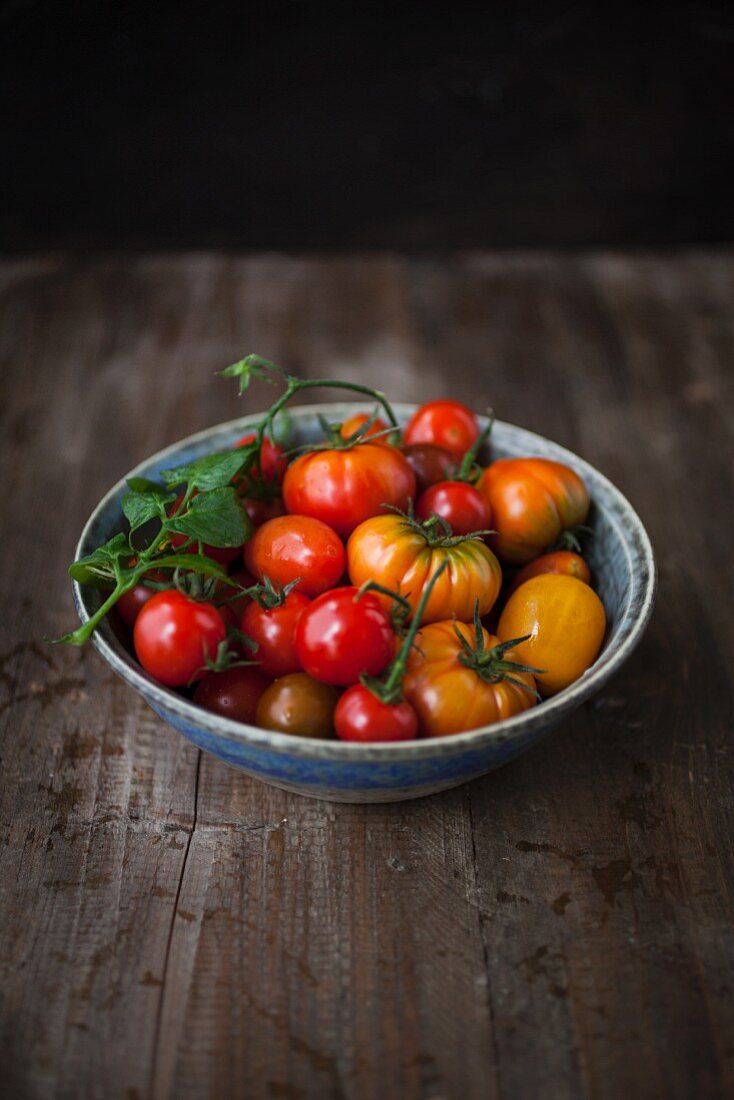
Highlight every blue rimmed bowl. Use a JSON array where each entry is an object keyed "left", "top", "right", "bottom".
[{"left": 72, "top": 403, "right": 656, "bottom": 803}]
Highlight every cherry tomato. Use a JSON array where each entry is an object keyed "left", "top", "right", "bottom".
[
  {"left": 116, "top": 570, "right": 170, "bottom": 629},
  {"left": 244, "top": 515, "right": 346, "bottom": 598},
  {"left": 255, "top": 673, "right": 339, "bottom": 737},
  {"left": 498, "top": 574, "right": 606, "bottom": 695},
  {"left": 339, "top": 412, "right": 390, "bottom": 442},
  {"left": 415, "top": 480, "right": 491, "bottom": 536},
  {"left": 506, "top": 550, "right": 590, "bottom": 597},
  {"left": 282, "top": 443, "right": 416, "bottom": 539},
  {"left": 478, "top": 458, "right": 589, "bottom": 564},
  {"left": 402, "top": 443, "right": 457, "bottom": 493},
  {"left": 347, "top": 514, "right": 502, "bottom": 624},
  {"left": 233, "top": 432, "right": 286, "bottom": 485},
  {"left": 403, "top": 400, "right": 479, "bottom": 460},
  {"left": 295, "top": 587, "right": 395, "bottom": 686},
  {"left": 403, "top": 621, "right": 537, "bottom": 736},
  {"left": 193, "top": 666, "right": 271, "bottom": 723},
  {"left": 242, "top": 590, "right": 310, "bottom": 677},
  {"left": 335, "top": 685, "right": 418, "bottom": 742},
  {"left": 168, "top": 492, "right": 244, "bottom": 567},
  {"left": 241, "top": 494, "right": 286, "bottom": 528},
  {"left": 133, "top": 590, "right": 226, "bottom": 687}
]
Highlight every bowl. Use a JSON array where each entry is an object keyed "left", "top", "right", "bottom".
[{"left": 72, "top": 403, "right": 656, "bottom": 803}]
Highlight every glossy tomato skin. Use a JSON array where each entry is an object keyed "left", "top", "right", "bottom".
[
  {"left": 133, "top": 591, "right": 227, "bottom": 687},
  {"left": 478, "top": 458, "right": 589, "bottom": 565},
  {"left": 244, "top": 515, "right": 346, "bottom": 598},
  {"left": 498, "top": 574, "right": 606, "bottom": 696},
  {"left": 347, "top": 514, "right": 502, "bottom": 624},
  {"left": 402, "top": 443, "right": 457, "bottom": 493},
  {"left": 295, "top": 587, "right": 395, "bottom": 686},
  {"left": 193, "top": 666, "right": 270, "bottom": 724},
  {"left": 415, "top": 480, "right": 491, "bottom": 536},
  {"left": 335, "top": 686, "right": 418, "bottom": 742},
  {"left": 506, "top": 550, "right": 590, "bottom": 597},
  {"left": 255, "top": 673, "right": 339, "bottom": 738},
  {"left": 282, "top": 443, "right": 416, "bottom": 539},
  {"left": 403, "top": 400, "right": 479, "bottom": 460},
  {"left": 403, "top": 621, "right": 537, "bottom": 736},
  {"left": 339, "top": 413, "right": 390, "bottom": 442},
  {"left": 242, "top": 590, "right": 310, "bottom": 677},
  {"left": 233, "top": 432, "right": 286, "bottom": 485}
]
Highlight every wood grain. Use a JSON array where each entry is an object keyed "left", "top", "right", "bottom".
[{"left": 0, "top": 253, "right": 732, "bottom": 1099}]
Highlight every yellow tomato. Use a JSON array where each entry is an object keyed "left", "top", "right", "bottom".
[{"left": 497, "top": 574, "right": 606, "bottom": 695}]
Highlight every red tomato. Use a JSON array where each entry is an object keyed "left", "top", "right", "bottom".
[
  {"left": 168, "top": 492, "right": 243, "bottom": 566},
  {"left": 282, "top": 443, "right": 416, "bottom": 539},
  {"left": 402, "top": 443, "right": 457, "bottom": 493},
  {"left": 295, "top": 586, "right": 395, "bottom": 686},
  {"left": 241, "top": 494, "right": 286, "bottom": 528},
  {"left": 242, "top": 590, "right": 310, "bottom": 677},
  {"left": 233, "top": 432, "right": 286, "bottom": 485},
  {"left": 117, "top": 570, "right": 170, "bottom": 629},
  {"left": 403, "top": 400, "right": 480, "bottom": 460},
  {"left": 133, "top": 591, "right": 226, "bottom": 687},
  {"left": 244, "top": 515, "right": 345, "bottom": 598},
  {"left": 415, "top": 480, "right": 491, "bottom": 536},
  {"left": 339, "top": 412, "right": 390, "bottom": 442},
  {"left": 335, "top": 685, "right": 418, "bottom": 742},
  {"left": 193, "top": 666, "right": 271, "bottom": 723},
  {"left": 212, "top": 570, "right": 254, "bottom": 629}
]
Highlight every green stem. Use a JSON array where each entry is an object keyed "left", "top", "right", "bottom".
[{"left": 456, "top": 415, "right": 494, "bottom": 483}]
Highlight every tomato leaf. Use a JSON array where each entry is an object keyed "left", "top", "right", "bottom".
[
  {"left": 69, "top": 532, "right": 132, "bottom": 585},
  {"left": 149, "top": 552, "right": 228, "bottom": 577},
  {"left": 126, "top": 476, "right": 166, "bottom": 493},
  {"left": 164, "top": 487, "right": 252, "bottom": 547},
  {"left": 220, "top": 354, "right": 283, "bottom": 395},
  {"left": 161, "top": 446, "right": 257, "bottom": 491},
  {"left": 122, "top": 484, "right": 176, "bottom": 532}
]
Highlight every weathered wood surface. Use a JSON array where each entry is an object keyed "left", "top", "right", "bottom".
[{"left": 1, "top": 252, "right": 732, "bottom": 1100}]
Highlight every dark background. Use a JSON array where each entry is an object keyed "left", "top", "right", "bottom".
[{"left": 2, "top": 1, "right": 733, "bottom": 251}]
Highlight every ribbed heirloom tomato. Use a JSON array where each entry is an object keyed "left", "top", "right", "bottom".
[
  {"left": 403, "top": 621, "right": 538, "bottom": 737},
  {"left": 133, "top": 590, "right": 227, "bottom": 687},
  {"left": 245, "top": 515, "right": 345, "bottom": 598},
  {"left": 283, "top": 442, "right": 416, "bottom": 538},
  {"left": 347, "top": 513, "right": 502, "bottom": 624},
  {"left": 403, "top": 400, "right": 480, "bottom": 460},
  {"left": 478, "top": 458, "right": 589, "bottom": 564},
  {"left": 498, "top": 574, "right": 606, "bottom": 695}
]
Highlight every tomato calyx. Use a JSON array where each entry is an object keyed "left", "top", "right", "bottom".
[
  {"left": 385, "top": 502, "right": 493, "bottom": 548},
  {"left": 248, "top": 575, "right": 303, "bottom": 610},
  {"left": 359, "top": 561, "right": 449, "bottom": 705},
  {"left": 454, "top": 603, "right": 544, "bottom": 697},
  {"left": 546, "top": 524, "right": 594, "bottom": 555}
]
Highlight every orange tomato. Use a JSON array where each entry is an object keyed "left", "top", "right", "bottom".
[
  {"left": 506, "top": 550, "right": 590, "bottom": 597},
  {"left": 339, "top": 412, "right": 391, "bottom": 442},
  {"left": 478, "top": 458, "right": 589, "bottom": 564},
  {"left": 498, "top": 574, "right": 606, "bottom": 695},
  {"left": 403, "top": 621, "right": 537, "bottom": 736},
  {"left": 347, "top": 513, "right": 502, "bottom": 624}
]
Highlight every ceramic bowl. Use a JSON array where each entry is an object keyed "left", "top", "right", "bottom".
[{"left": 72, "top": 403, "right": 655, "bottom": 802}]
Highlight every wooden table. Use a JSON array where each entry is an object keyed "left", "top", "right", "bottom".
[{"left": 1, "top": 252, "right": 732, "bottom": 1099}]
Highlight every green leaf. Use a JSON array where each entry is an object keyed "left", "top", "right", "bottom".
[
  {"left": 122, "top": 484, "right": 176, "bottom": 532},
  {"left": 126, "top": 476, "right": 166, "bottom": 493},
  {"left": 164, "top": 487, "right": 252, "bottom": 547},
  {"left": 220, "top": 354, "right": 282, "bottom": 395},
  {"left": 69, "top": 532, "right": 132, "bottom": 585},
  {"left": 161, "top": 447, "right": 255, "bottom": 491},
  {"left": 150, "top": 553, "right": 228, "bottom": 578}
]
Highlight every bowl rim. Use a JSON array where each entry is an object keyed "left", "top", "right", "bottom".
[{"left": 72, "top": 402, "right": 657, "bottom": 762}]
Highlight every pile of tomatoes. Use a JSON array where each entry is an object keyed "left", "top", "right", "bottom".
[{"left": 119, "top": 397, "right": 607, "bottom": 742}]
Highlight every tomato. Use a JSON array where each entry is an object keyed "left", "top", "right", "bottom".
[
  {"left": 478, "top": 458, "right": 589, "bottom": 565},
  {"left": 233, "top": 432, "right": 286, "bottom": 485},
  {"left": 403, "top": 400, "right": 480, "bottom": 460},
  {"left": 282, "top": 443, "right": 416, "bottom": 539},
  {"left": 335, "top": 685, "right": 418, "bottom": 742},
  {"left": 403, "top": 621, "right": 537, "bottom": 736},
  {"left": 242, "top": 589, "right": 310, "bottom": 677},
  {"left": 244, "top": 515, "right": 346, "bottom": 598},
  {"left": 193, "top": 666, "right": 271, "bottom": 724},
  {"left": 498, "top": 574, "right": 606, "bottom": 695},
  {"left": 295, "top": 587, "right": 395, "bottom": 686},
  {"left": 255, "top": 673, "right": 339, "bottom": 737},
  {"left": 133, "top": 590, "right": 227, "bottom": 687},
  {"left": 402, "top": 443, "right": 457, "bottom": 493},
  {"left": 168, "top": 492, "right": 244, "bottom": 566},
  {"left": 415, "top": 480, "right": 491, "bottom": 536},
  {"left": 339, "top": 412, "right": 390, "bottom": 442},
  {"left": 117, "top": 571, "right": 170, "bottom": 629},
  {"left": 347, "top": 514, "right": 502, "bottom": 624},
  {"left": 506, "top": 550, "right": 590, "bottom": 597},
  {"left": 241, "top": 494, "right": 286, "bottom": 528},
  {"left": 211, "top": 570, "right": 254, "bottom": 629}
]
